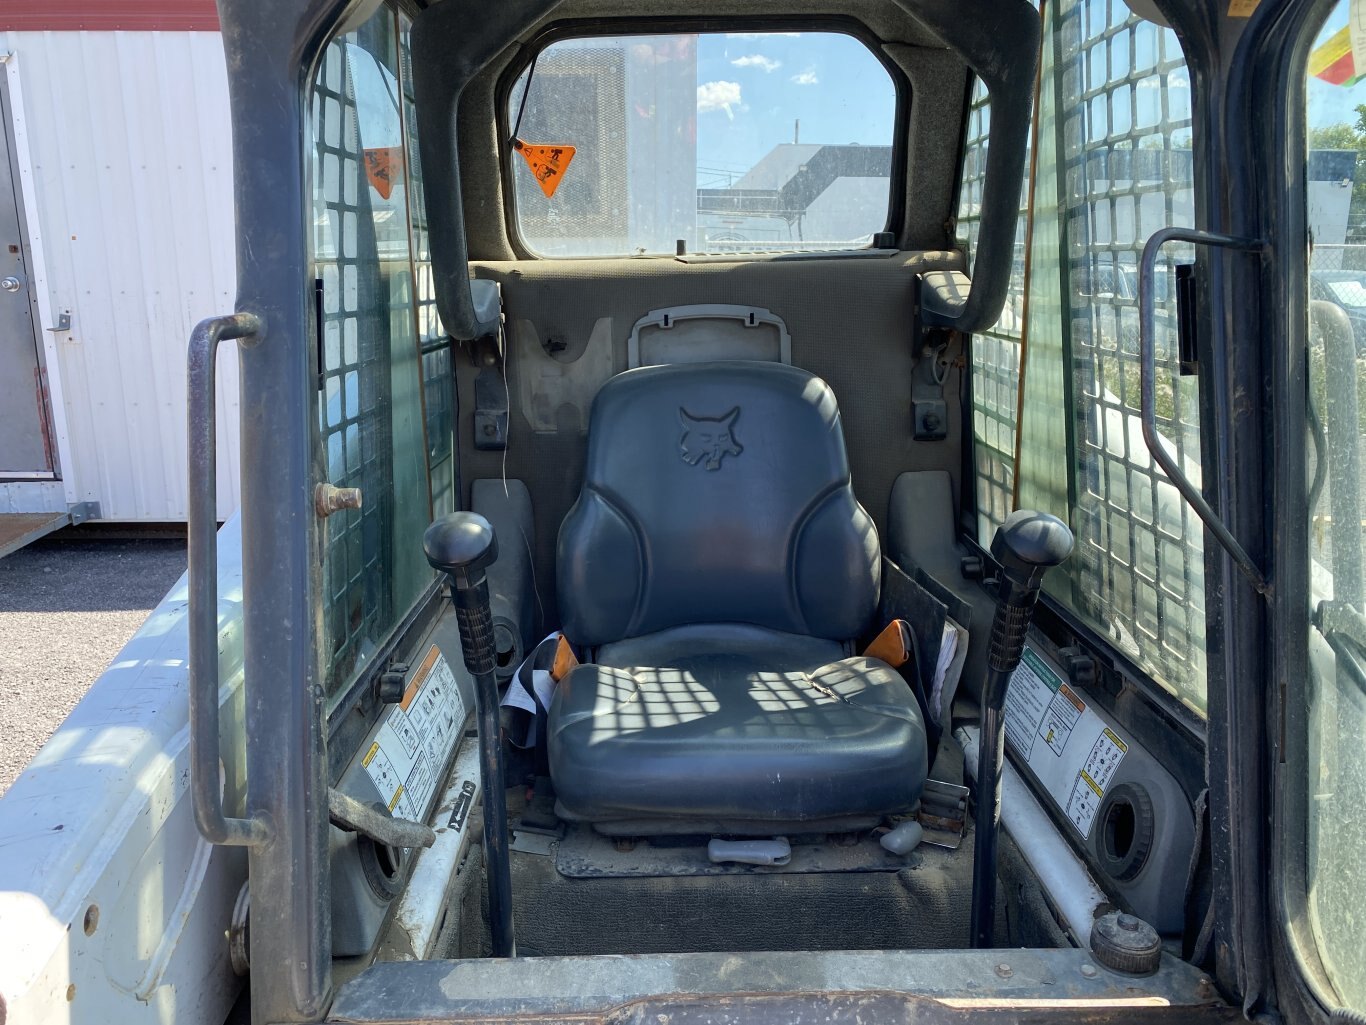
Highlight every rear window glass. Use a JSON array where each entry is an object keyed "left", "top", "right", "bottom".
[{"left": 506, "top": 31, "right": 897, "bottom": 257}]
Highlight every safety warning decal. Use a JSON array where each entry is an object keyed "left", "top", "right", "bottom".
[
  {"left": 1004, "top": 645, "right": 1129, "bottom": 839},
  {"left": 360, "top": 646, "right": 466, "bottom": 823}
]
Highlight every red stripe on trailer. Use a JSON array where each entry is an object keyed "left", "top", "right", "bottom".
[{"left": 0, "top": 1, "right": 220, "bottom": 32}]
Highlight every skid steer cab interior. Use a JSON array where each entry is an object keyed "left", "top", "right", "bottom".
[{"left": 186, "top": 0, "right": 1360, "bottom": 1021}]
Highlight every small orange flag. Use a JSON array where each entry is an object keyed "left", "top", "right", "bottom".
[
  {"left": 362, "top": 147, "right": 403, "bottom": 200},
  {"left": 513, "top": 139, "right": 575, "bottom": 198}
]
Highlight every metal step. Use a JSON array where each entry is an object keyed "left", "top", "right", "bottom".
[{"left": 0, "top": 510, "right": 68, "bottom": 559}]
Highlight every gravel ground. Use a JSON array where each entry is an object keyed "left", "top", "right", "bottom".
[{"left": 0, "top": 535, "right": 187, "bottom": 797}]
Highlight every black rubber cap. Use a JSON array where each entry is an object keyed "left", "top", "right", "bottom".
[
  {"left": 1096, "top": 783, "right": 1155, "bottom": 883},
  {"left": 1090, "top": 912, "right": 1162, "bottom": 975},
  {"left": 991, "top": 509, "right": 1074, "bottom": 582},
  {"left": 423, "top": 512, "right": 498, "bottom": 576}
]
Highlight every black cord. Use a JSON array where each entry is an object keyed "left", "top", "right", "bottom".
[{"left": 510, "top": 54, "right": 539, "bottom": 145}]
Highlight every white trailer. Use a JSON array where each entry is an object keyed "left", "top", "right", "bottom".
[{"left": 0, "top": 3, "right": 238, "bottom": 555}]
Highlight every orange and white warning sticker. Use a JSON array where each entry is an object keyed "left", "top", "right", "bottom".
[
  {"left": 358, "top": 645, "right": 465, "bottom": 822},
  {"left": 513, "top": 139, "right": 576, "bottom": 198}
]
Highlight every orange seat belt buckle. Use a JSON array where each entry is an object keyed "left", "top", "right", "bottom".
[
  {"left": 864, "top": 619, "right": 912, "bottom": 668},
  {"left": 551, "top": 634, "right": 579, "bottom": 682}
]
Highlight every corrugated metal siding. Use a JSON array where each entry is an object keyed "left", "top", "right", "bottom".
[{"left": 1, "top": 31, "right": 240, "bottom": 520}]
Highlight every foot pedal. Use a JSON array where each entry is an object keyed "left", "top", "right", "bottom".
[{"left": 518, "top": 776, "right": 561, "bottom": 835}]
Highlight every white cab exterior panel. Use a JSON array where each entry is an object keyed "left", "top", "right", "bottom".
[{"left": 1, "top": 30, "right": 239, "bottom": 520}]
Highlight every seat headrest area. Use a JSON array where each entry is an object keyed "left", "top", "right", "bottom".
[{"left": 555, "top": 360, "right": 881, "bottom": 647}]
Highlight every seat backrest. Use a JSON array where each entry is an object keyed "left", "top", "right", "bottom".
[{"left": 557, "top": 361, "right": 880, "bottom": 646}]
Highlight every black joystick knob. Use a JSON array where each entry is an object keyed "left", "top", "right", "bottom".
[
  {"left": 987, "top": 510, "right": 1074, "bottom": 673},
  {"left": 422, "top": 512, "right": 514, "bottom": 957},
  {"left": 424, "top": 513, "right": 499, "bottom": 677},
  {"left": 991, "top": 509, "right": 1075, "bottom": 588},
  {"left": 424, "top": 512, "right": 498, "bottom": 581},
  {"left": 971, "top": 509, "right": 1074, "bottom": 949}
]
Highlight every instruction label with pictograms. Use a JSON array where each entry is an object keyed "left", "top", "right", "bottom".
[
  {"left": 1003, "top": 645, "right": 1129, "bottom": 839},
  {"left": 360, "top": 645, "right": 467, "bottom": 823}
]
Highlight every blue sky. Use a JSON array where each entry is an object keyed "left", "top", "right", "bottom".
[{"left": 692, "top": 33, "right": 896, "bottom": 185}]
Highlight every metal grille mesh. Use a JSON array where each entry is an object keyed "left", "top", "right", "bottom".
[
  {"left": 314, "top": 34, "right": 394, "bottom": 683},
  {"left": 312, "top": 13, "right": 454, "bottom": 690},
  {"left": 958, "top": 80, "right": 1029, "bottom": 536},
  {"left": 1061, "top": 0, "right": 1202, "bottom": 706},
  {"left": 400, "top": 19, "right": 455, "bottom": 519},
  {"left": 961, "top": 0, "right": 1205, "bottom": 709}
]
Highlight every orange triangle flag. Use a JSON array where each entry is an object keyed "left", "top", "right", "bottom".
[
  {"left": 362, "top": 146, "right": 403, "bottom": 200},
  {"left": 513, "top": 139, "right": 576, "bottom": 198}
]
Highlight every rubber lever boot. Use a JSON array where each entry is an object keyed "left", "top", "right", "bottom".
[
  {"left": 970, "top": 509, "right": 1073, "bottom": 948},
  {"left": 424, "top": 512, "right": 516, "bottom": 957}
]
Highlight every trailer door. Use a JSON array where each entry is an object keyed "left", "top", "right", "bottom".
[{"left": 0, "top": 74, "right": 52, "bottom": 479}]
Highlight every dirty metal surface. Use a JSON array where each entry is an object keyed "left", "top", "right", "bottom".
[
  {"left": 329, "top": 948, "right": 1232, "bottom": 1024},
  {"left": 554, "top": 823, "right": 919, "bottom": 878},
  {"left": 0, "top": 510, "right": 67, "bottom": 560}
]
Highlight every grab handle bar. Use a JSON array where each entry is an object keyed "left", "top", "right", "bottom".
[
  {"left": 1138, "top": 227, "right": 1269, "bottom": 596},
  {"left": 188, "top": 312, "right": 269, "bottom": 847}
]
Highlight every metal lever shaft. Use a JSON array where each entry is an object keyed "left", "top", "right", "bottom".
[
  {"left": 971, "top": 509, "right": 1073, "bottom": 948},
  {"left": 424, "top": 512, "right": 516, "bottom": 958}
]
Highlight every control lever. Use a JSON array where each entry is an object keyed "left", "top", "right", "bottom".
[
  {"left": 970, "top": 509, "right": 1073, "bottom": 948},
  {"left": 424, "top": 512, "right": 515, "bottom": 957}
]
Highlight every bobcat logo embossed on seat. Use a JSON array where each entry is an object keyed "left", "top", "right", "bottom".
[{"left": 679, "top": 407, "right": 742, "bottom": 470}]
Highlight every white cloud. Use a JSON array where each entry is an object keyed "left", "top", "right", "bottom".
[
  {"left": 731, "top": 54, "right": 781, "bottom": 73},
  {"left": 791, "top": 68, "right": 819, "bottom": 85},
  {"left": 725, "top": 31, "right": 800, "bottom": 39},
  {"left": 697, "top": 80, "right": 742, "bottom": 119}
]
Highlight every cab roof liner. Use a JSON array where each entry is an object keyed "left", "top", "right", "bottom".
[{"left": 408, "top": 0, "right": 1038, "bottom": 338}]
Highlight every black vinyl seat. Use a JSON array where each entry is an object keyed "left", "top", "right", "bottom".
[{"left": 549, "top": 361, "right": 927, "bottom": 834}]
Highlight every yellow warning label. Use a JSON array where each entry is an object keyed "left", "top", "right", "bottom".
[
  {"left": 362, "top": 741, "right": 380, "bottom": 768},
  {"left": 1079, "top": 770, "right": 1105, "bottom": 799},
  {"left": 1102, "top": 727, "right": 1129, "bottom": 753},
  {"left": 388, "top": 785, "right": 405, "bottom": 812},
  {"left": 513, "top": 139, "right": 576, "bottom": 198}
]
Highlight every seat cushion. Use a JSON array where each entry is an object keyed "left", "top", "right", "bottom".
[{"left": 548, "top": 625, "right": 927, "bottom": 830}]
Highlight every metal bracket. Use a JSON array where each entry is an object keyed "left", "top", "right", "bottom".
[
  {"left": 473, "top": 366, "right": 509, "bottom": 450},
  {"left": 66, "top": 501, "right": 99, "bottom": 524},
  {"left": 917, "top": 778, "right": 969, "bottom": 849},
  {"left": 1139, "top": 227, "right": 1270, "bottom": 596},
  {"left": 46, "top": 311, "right": 71, "bottom": 333},
  {"left": 911, "top": 335, "right": 953, "bottom": 441}
]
